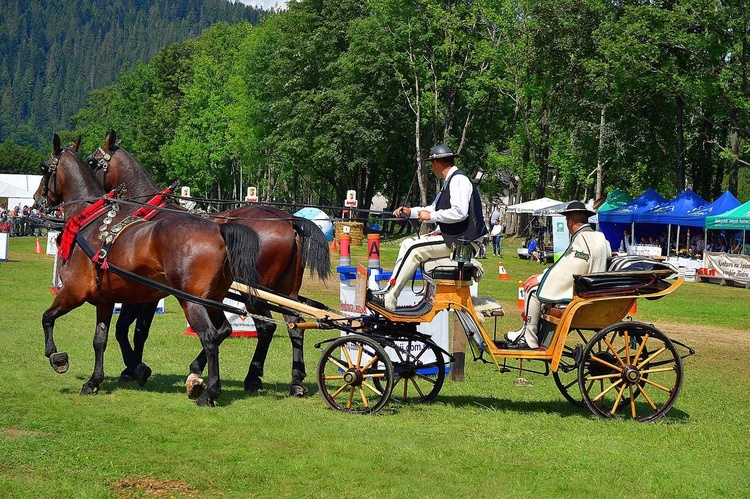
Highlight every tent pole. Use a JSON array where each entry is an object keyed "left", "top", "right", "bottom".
[
  {"left": 667, "top": 224, "right": 672, "bottom": 258},
  {"left": 676, "top": 226, "right": 681, "bottom": 257}
]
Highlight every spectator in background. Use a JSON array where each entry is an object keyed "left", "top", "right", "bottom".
[
  {"left": 527, "top": 236, "right": 541, "bottom": 263},
  {"left": 10, "top": 206, "right": 22, "bottom": 236},
  {"left": 491, "top": 219, "right": 503, "bottom": 256},
  {"left": 619, "top": 229, "right": 632, "bottom": 252},
  {"left": 490, "top": 206, "right": 503, "bottom": 226}
]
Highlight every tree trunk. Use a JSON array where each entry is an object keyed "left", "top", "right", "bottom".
[
  {"left": 675, "top": 95, "right": 685, "bottom": 192},
  {"left": 595, "top": 105, "right": 606, "bottom": 200}
]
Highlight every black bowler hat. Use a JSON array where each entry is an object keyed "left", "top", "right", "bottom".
[
  {"left": 560, "top": 200, "right": 595, "bottom": 218},
  {"left": 427, "top": 144, "right": 458, "bottom": 160}
]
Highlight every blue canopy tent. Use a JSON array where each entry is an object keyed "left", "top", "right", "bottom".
[
  {"left": 598, "top": 188, "right": 667, "bottom": 251},
  {"left": 633, "top": 189, "right": 708, "bottom": 257}
]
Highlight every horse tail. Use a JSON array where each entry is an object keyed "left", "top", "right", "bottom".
[
  {"left": 219, "top": 223, "right": 260, "bottom": 289},
  {"left": 292, "top": 218, "right": 331, "bottom": 280}
]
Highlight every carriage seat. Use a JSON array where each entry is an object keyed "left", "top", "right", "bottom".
[
  {"left": 421, "top": 257, "right": 484, "bottom": 282},
  {"left": 573, "top": 269, "right": 674, "bottom": 299}
]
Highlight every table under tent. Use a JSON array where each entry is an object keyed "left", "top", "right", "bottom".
[{"left": 598, "top": 188, "right": 667, "bottom": 252}]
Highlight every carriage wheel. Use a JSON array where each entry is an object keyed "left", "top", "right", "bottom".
[
  {"left": 578, "top": 322, "right": 683, "bottom": 422},
  {"left": 377, "top": 339, "right": 446, "bottom": 404},
  {"left": 552, "top": 328, "right": 590, "bottom": 408},
  {"left": 317, "top": 335, "right": 394, "bottom": 414}
]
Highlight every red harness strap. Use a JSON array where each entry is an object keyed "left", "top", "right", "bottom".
[
  {"left": 58, "top": 190, "right": 119, "bottom": 261},
  {"left": 131, "top": 187, "right": 173, "bottom": 220}
]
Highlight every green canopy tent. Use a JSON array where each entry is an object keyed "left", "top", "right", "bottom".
[
  {"left": 597, "top": 188, "right": 633, "bottom": 213},
  {"left": 705, "top": 200, "right": 750, "bottom": 253}
]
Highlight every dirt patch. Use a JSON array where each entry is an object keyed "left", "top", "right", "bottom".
[
  {"left": 1, "top": 429, "right": 54, "bottom": 439},
  {"left": 111, "top": 477, "right": 198, "bottom": 498}
]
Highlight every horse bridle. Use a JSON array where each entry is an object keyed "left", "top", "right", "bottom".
[
  {"left": 38, "top": 149, "right": 65, "bottom": 212},
  {"left": 85, "top": 145, "right": 119, "bottom": 185}
]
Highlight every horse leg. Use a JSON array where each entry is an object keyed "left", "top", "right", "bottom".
[
  {"left": 81, "top": 302, "right": 114, "bottom": 396},
  {"left": 284, "top": 314, "right": 307, "bottom": 397},
  {"left": 186, "top": 349, "right": 207, "bottom": 400},
  {"left": 185, "top": 303, "right": 232, "bottom": 407},
  {"left": 114, "top": 303, "right": 140, "bottom": 381},
  {"left": 244, "top": 311, "right": 276, "bottom": 392},
  {"left": 42, "top": 292, "right": 81, "bottom": 374},
  {"left": 131, "top": 302, "right": 157, "bottom": 386}
]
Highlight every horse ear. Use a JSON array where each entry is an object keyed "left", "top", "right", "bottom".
[
  {"left": 53, "top": 133, "right": 61, "bottom": 154},
  {"left": 71, "top": 135, "right": 82, "bottom": 152},
  {"left": 105, "top": 130, "right": 116, "bottom": 152}
]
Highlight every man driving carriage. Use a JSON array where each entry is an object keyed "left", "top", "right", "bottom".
[
  {"left": 368, "top": 144, "right": 487, "bottom": 311},
  {"left": 506, "top": 201, "right": 611, "bottom": 349}
]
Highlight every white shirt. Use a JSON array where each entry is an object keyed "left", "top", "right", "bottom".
[{"left": 409, "top": 166, "right": 473, "bottom": 225}]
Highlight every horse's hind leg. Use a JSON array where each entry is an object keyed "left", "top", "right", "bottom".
[
  {"left": 244, "top": 311, "right": 276, "bottom": 392},
  {"left": 80, "top": 302, "right": 114, "bottom": 396},
  {"left": 184, "top": 303, "right": 232, "bottom": 407},
  {"left": 284, "top": 314, "right": 307, "bottom": 397}
]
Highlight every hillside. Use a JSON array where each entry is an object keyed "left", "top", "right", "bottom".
[{"left": 0, "top": 0, "right": 262, "bottom": 152}]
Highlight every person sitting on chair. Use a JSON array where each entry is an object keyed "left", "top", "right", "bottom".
[
  {"left": 506, "top": 201, "right": 611, "bottom": 349},
  {"left": 527, "top": 236, "right": 542, "bottom": 263},
  {"left": 369, "top": 144, "right": 487, "bottom": 311}
]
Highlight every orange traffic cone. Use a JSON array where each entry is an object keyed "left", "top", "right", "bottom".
[
  {"left": 329, "top": 237, "right": 337, "bottom": 251},
  {"left": 628, "top": 299, "right": 637, "bottom": 315},
  {"left": 35, "top": 238, "right": 43, "bottom": 254},
  {"left": 498, "top": 262, "right": 510, "bottom": 280},
  {"left": 517, "top": 281, "right": 525, "bottom": 310}
]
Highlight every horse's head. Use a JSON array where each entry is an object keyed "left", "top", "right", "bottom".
[
  {"left": 85, "top": 130, "right": 120, "bottom": 188},
  {"left": 85, "top": 130, "right": 160, "bottom": 196},
  {"left": 36, "top": 133, "right": 102, "bottom": 213}
]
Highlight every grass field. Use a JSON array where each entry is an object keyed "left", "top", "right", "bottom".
[{"left": 1, "top": 234, "right": 749, "bottom": 498}]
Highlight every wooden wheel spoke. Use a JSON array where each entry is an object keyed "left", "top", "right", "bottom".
[
  {"left": 361, "top": 354, "right": 380, "bottom": 372},
  {"left": 326, "top": 356, "right": 348, "bottom": 372},
  {"left": 590, "top": 354, "right": 623, "bottom": 373},
  {"left": 346, "top": 386, "right": 355, "bottom": 409},
  {"left": 603, "top": 337, "right": 626, "bottom": 367},
  {"left": 361, "top": 381, "right": 383, "bottom": 396},
  {"left": 641, "top": 377, "right": 673, "bottom": 394},
  {"left": 331, "top": 383, "right": 347, "bottom": 398},
  {"left": 637, "top": 346, "right": 668, "bottom": 369},
  {"left": 610, "top": 384, "right": 627, "bottom": 415},
  {"left": 415, "top": 372, "right": 437, "bottom": 384},
  {"left": 586, "top": 373, "right": 621, "bottom": 381},
  {"left": 632, "top": 333, "right": 650, "bottom": 364},
  {"left": 636, "top": 385, "right": 658, "bottom": 410},
  {"left": 342, "top": 346, "right": 354, "bottom": 368},
  {"left": 358, "top": 386, "right": 369, "bottom": 408},
  {"left": 355, "top": 345, "right": 364, "bottom": 369},
  {"left": 408, "top": 377, "right": 426, "bottom": 398},
  {"left": 592, "top": 378, "right": 623, "bottom": 402},
  {"left": 629, "top": 385, "right": 636, "bottom": 418},
  {"left": 624, "top": 330, "right": 632, "bottom": 365},
  {"left": 640, "top": 366, "right": 676, "bottom": 375}
]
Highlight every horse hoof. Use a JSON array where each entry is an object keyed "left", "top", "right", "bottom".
[
  {"left": 134, "top": 363, "right": 152, "bottom": 387},
  {"left": 118, "top": 373, "right": 135, "bottom": 383},
  {"left": 186, "top": 373, "right": 205, "bottom": 400},
  {"left": 195, "top": 396, "right": 215, "bottom": 407},
  {"left": 289, "top": 384, "right": 308, "bottom": 398},
  {"left": 80, "top": 382, "right": 99, "bottom": 396},
  {"left": 244, "top": 377, "right": 263, "bottom": 392},
  {"left": 49, "top": 352, "right": 69, "bottom": 374}
]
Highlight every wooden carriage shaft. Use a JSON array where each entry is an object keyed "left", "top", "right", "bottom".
[{"left": 230, "top": 282, "right": 347, "bottom": 323}]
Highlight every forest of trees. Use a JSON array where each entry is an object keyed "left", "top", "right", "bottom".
[
  {"left": 0, "top": 0, "right": 261, "bottom": 155},
  {"left": 3, "top": 0, "right": 749, "bottom": 210}
]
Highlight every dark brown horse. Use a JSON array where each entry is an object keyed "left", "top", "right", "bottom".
[
  {"left": 34, "top": 134, "right": 261, "bottom": 406},
  {"left": 86, "top": 131, "right": 330, "bottom": 396}
]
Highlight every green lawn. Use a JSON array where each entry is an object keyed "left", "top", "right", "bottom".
[{"left": 1, "top": 234, "right": 748, "bottom": 497}]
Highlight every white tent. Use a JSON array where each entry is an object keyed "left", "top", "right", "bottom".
[
  {"left": 0, "top": 180, "right": 36, "bottom": 209},
  {"left": 505, "top": 197, "right": 561, "bottom": 214}
]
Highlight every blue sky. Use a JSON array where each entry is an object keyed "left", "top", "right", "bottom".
[{"left": 238, "top": 0, "right": 289, "bottom": 10}]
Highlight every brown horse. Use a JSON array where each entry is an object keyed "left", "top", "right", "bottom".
[
  {"left": 86, "top": 130, "right": 331, "bottom": 396},
  {"left": 34, "top": 134, "right": 261, "bottom": 406}
]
